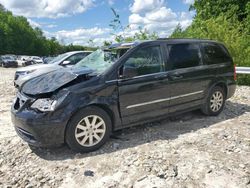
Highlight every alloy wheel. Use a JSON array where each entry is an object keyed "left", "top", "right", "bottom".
[
  {"left": 210, "top": 91, "right": 223, "bottom": 112},
  {"left": 75, "top": 115, "right": 106, "bottom": 147}
]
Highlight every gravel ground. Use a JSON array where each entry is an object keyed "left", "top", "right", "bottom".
[{"left": 0, "top": 67, "right": 249, "bottom": 188}]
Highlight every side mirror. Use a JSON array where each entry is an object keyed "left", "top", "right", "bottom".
[
  {"left": 122, "top": 66, "right": 138, "bottom": 79},
  {"left": 62, "top": 60, "right": 71, "bottom": 65}
]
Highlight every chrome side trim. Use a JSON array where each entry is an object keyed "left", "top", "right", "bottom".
[
  {"left": 105, "top": 72, "right": 166, "bottom": 83},
  {"left": 105, "top": 79, "right": 118, "bottom": 84},
  {"left": 126, "top": 90, "right": 203, "bottom": 109},
  {"left": 131, "top": 72, "right": 165, "bottom": 79}
]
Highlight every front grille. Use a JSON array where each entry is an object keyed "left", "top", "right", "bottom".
[{"left": 13, "top": 93, "right": 28, "bottom": 110}]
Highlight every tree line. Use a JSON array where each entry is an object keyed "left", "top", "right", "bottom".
[
  {"left": 0, "top": 1, "right": 249, "bottom": 84},
  {"left": 0, "top": 4, "right": 95, "bottom": 56}
]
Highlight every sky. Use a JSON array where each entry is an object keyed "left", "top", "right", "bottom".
[{"left": 0, "top": 0, "right": 195, "bottom": 46}]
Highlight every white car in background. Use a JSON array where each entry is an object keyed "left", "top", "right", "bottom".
[
  {"left": 14, "top": 51, "right": 92, "bottom": 88},
  {"left": 21, "top": 56, "right": 44, "bottom": 66},
  {"left": 30, "top": 56, "right": 44, "bottom": 64},
  {"left": 16, "top": 56, "right": 29, "bottom": 67}
]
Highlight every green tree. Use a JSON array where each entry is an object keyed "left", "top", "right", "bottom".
[
  {"left": 190, "top": 0, "right": 249, "bottom": 21},
  {"left": 170, "top": 0, "right": 250, "bottom": 85},
  {"left": 170, "top": 24, "right": 184, "bottom": 38},
  {"left": 0, "top": 4, "right": 94, "bottom": 56},
  {"left": 108, "top": 8, "right": 158, "bottom": 44}
]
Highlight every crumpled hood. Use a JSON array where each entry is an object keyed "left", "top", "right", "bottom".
[
  {"left": 15, "top": 64, "right": 63, "bottom": 88},
  {"left": 22, "top": 67, "right": 95, "bottom": 95}
]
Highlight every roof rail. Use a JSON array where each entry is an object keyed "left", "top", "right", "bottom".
[
  {"left": 157, "top": 38, "right": 171, "bottom": 40},
  {"left": 157, "top": 38, "right": 198, "bottom": 40},
  {"left": 157, "top": 37, "right": 215, "bottom": 41}
]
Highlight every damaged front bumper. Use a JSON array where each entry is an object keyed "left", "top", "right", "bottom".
[
  {"left": 11, "top": 92, "right": 72, "bottom": 147},
  {"left": 11, "top": 109, "right": 67, "bottom": 147}
]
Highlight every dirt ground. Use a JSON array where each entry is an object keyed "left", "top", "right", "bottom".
[{"left": 0, "top": 67, "right": 249, "bottom": 188}]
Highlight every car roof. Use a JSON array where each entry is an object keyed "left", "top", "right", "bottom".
[
  {"left": 1, "top": 55, "right": 13, "bottom": 57},
  {"left": 65, "top": 50, "right": 93, "bottom": 55},
  {"left": 108, "top": 41, "right": 142, "bottom": 49},
  {"left": 156, "top": 38, "right": 219, "bottom": 44},
  {"left": 108, "top": 38, "right": 220, "bottom": 49}
]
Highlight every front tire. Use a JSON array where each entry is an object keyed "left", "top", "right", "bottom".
[
  {"left": 201, "top": 86, "right": 226, "bottom": 116},
  {"left": 65, "top": 106, "right": 112, "bottom": 152}
]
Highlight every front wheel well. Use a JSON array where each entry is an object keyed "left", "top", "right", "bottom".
[
  {"left": 91, "top": 104, "right": 115, "bottom": 130},
  {"left": 66, "top": 104, "right": 115, "bottom": 133}
]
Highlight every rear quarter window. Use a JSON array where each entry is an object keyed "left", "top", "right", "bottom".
[{"left": 201, "top": 43, "right": 231, "bottom": 65}]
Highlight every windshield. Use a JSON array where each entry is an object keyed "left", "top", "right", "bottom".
[
  {"left": 48, "top": 53, "right": 70, "bottom": 64},
  {"left": 74, "top": 49, "right": 120, "bottom": 74}
]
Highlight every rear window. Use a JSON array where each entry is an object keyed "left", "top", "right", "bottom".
[
  {"left": 167, "top": 43, "right": 201, "bottom": 70},
  {"left": 201, "top": 43, "right": 231, "bottom": 65}
]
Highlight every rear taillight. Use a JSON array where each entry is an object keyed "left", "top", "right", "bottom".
[{"left": 234, "top": 64, "right": 237, "bottom": 81}]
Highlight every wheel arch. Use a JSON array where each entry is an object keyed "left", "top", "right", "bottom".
[
  {"left": 212, "top": 82, "right": 228, "bottom": 98},
  {"left": 90, "top": 103, "right": 115, "bottom": 131},
  {"left": 203, "top": 81, "right": 228, "bottom": 104},
  {"left": 64, "top": 103, "right": 115, "bottom": 140}
]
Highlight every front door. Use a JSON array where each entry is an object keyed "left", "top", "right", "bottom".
[{"left": 118, "top": 44, "right": 171, "bottom": 125}]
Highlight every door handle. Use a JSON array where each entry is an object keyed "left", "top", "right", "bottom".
[
  {"left": 154, "top": 73, "right": 168, "bottom": 80},
  {"left": 169, "top": 73, "right": 183, "bottom": 80}
]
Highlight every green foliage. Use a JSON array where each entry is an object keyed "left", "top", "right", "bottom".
[
  {"left": 190, "top": 0, "right": 249, "bottom": 21},
  {"left": 171, "top": 0, "right": 250, "bottom": 85},
  {"left": 109, "top": 8, "right": 125, "bottom": 33},
  {"left": 171, "top": 24, "right": 184, "bottom": 38},
  {"left": 0, "top": 4, "right": 94, "bottom": 56},
  {"left": 133, "top": 29, "right": 158, "bottom": 41},
  {"left": 237, "top": 75, "right": 250, "bottom": 86},
  {"left": 108, "top": 8, "right": 158, "bottom": 44}
]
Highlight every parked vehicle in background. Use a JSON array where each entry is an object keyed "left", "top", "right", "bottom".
[
  {"left": 22, "top": 56, "right": 44, "bottom": 66},
  {"left": 11, "top": 39, "right": 236, "bottom": 152},
  {"left": 0, "top": 55, "right": 18, "bottom": 68},
  {"left": 30, "top": 56, "right": 44, "bottom": 64},
  {"left": 14, "top": 51, "right": 92, "bottom": 88},
  {"left": 16, "top": 56, "right": 30, "bottom": 67}
]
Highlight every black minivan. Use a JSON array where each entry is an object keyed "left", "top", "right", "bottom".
[{"left": 11, "top": 39, "right": 236, "bottom": 152}]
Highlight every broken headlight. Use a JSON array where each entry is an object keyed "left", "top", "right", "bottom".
[
  {"left": 30, "top": 90, "right": 69, "bottom": 112},
  {"left": 31, "top": 98, "right": 57, "bottom": 112}
]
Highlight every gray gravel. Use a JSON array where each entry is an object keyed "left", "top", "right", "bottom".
[{"left": 0, "top": 68, "right": 250, "bottom": 188}]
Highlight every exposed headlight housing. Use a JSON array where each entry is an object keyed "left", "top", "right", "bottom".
[
  {"left": 31, "top": 98, "right": 57, "bottom": 112},
  {"left": 30, "top": 90, "right": 69, "bottom": 112}
]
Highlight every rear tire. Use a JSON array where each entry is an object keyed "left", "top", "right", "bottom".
[
  {"left": 65, "top": 106, "right": 112, "bottom": 152},
  {"left": 201, "top": 86, "right": 226, "bottom": 116}
]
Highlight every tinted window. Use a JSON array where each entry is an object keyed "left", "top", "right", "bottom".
[
  {"left": 123, "top": 46, "right": 164, "bottom": 77},
  {"left": 168, "top": 43, "right": 201, "bottom": 69},
  {"left": 202, "top": 43, "right": 231, "bottom": 65}
]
